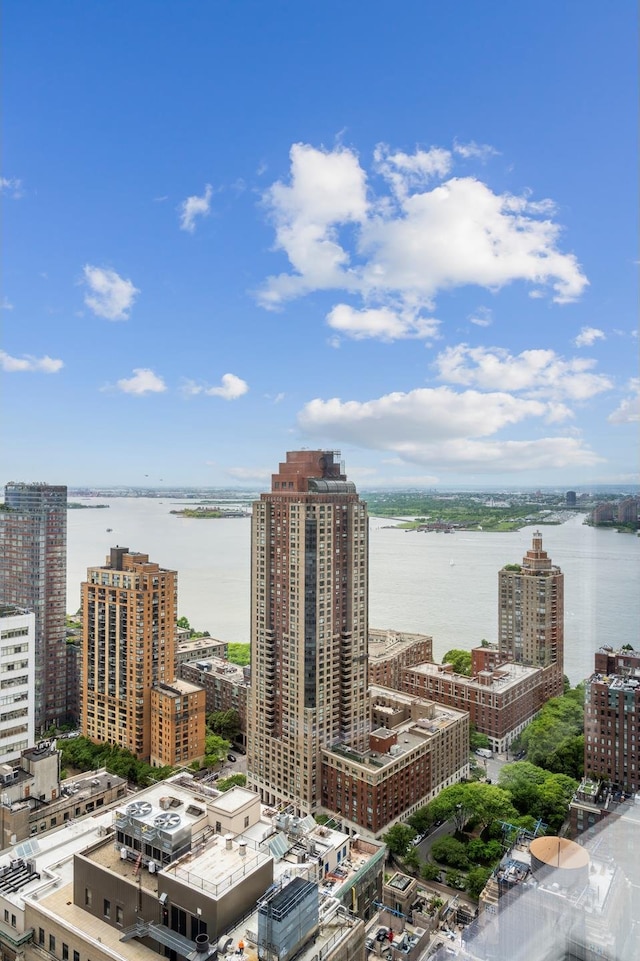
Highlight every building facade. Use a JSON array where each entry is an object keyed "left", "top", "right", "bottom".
[
  {"left": 0, "top": 482, "right": 68, "bottom": 731},
  {"left": 498, "top": 531, "right": 564, "bottom": 694},
  {"left": 0, "top": 606, "right": 35, "bottom": 763},
  {"left": 180, "top": 656, "right": 249, "bottom": 749},
  {"left": 81, "top": 547, "right": 178, "bottom": 761},
  {"left": 150, "top": 678, "right": 206, "bottom": 767},
  {"left": 247, "top": 451, "right": 369, "bottom": 815},
  {"left": 584, "top": 646, "right": 640, "bottom": 792},
  {"left": 367, "top": 629, "right": 433, "bottom": 690}
]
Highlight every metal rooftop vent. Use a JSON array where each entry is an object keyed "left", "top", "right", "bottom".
[
  {"left": 154, "top": 812, "right": 182, "bottom": 830},
  {"left": 126, "top": 800, "right": 153, "bottom": 817}
]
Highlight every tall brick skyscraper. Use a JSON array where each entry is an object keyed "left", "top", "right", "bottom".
[
  {"left": 0, "top": 482, "right": 68, "bottom": 731},
  {"left": 247, "top": 451, "right": 369, "bottom": 815},
  {"left": 81, "top": 548, "right": 177, "bottom": 762},
  {"left": 498, "top": 531, "right": 564, "bottom": 676}
]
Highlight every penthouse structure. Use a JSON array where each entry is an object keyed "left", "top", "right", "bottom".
[
  {"left": 247, "top": 451, "right": 368, "bottom": 816},
  {"left": 81, "top": 548, "right": 204, "bottom": 765},
  {"left": 0, "top": 482, "right": 68, "bottom": 731}
]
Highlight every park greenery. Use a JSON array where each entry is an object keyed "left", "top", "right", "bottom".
[
  {"left": 217, "top": 773, "right": 247, "bottom": 791},
  {"left": 363, "top": 491, "right": 564, "bottom": 532},
  {"left": 226, "top": 643, "right": 251, "bottom": 666},
  {"left": 58, "top": 736, "right": 174, "bottom": 785},
  {"left": 442, "top": 649, "right": 472, "bottom": 676},
  {"left": 513, "top": 685, "right": 585, "bottom": 779},
  {"left": 383, "top": 758, "right": 579, "bottom": 900},
  {"left": 208, "top": 709, "right": 241, "bottom": 741}
]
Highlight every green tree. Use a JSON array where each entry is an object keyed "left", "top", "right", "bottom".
[
  {"left": 404, "top": 847, "right": 420, "bottom": 873},
  {"left": 432, "top": 836, "right": 470, "bottom": 869},
  {"left": 469, "top": 724, "right": 491, "bottom": 751},
  {"left": 383, "top": 824, "right": 417, "bottom": 857},
  {"left": 177, "top": 616, "right": 192, "bottom": 631},
  {"left": 466, "top": 866, "right": 492, "bottom": 899},
  {"left": 442, "top": 649, "right": 472, "bottom": 676},
  {"left": 208, "top": 709, "right": 241, "bottom": 741},
  {"left": 421, "top": 860, "right": 441, "bottom": 881},
  {"left": 445, "top": 869, "right": 465, "bottom": 889},
  {"left": 226, "top": 643, "right": 251, "bottom": 666},
  {"left": 203, "top": 733, "right": 230, "bottom": 767}
]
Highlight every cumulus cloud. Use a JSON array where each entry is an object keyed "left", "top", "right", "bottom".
[
  {"left": 327, "top": 304, "right": 440, "bottom": 342},
  {"left": 0, "top": 176, "right": 23, "bottom": 198},
  {"left": 0, "top": 350, "right": 64, "bottom": 373},
  {"left": 115, "top": 368, "right": 167, "bottom": 395},
  {"left": 297, "top": 386, "right": 601, "bottom": 472},
  {"left": 82, "top": 265, "right": 139, "bottom": 320},
  {"left": 574, "top": 326, "right": 606, "bottom": 347},
  {"left": 258, "top": 142, "right": 588, "bottom": 325},
  {"left": 608, "top": 380, "right": 640, "bottom": 424},
  {"left": 178, "top": 184, "right": 213, "bottom": 233},
  {"left": 435, "top": 344, "right": 613, "bottom": 401},
  {"left": 184, "top": 373, "right": 249, "bottom": 400}
]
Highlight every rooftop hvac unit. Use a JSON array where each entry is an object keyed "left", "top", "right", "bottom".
[
  {"left": 154, "top": 812, "right": 182, "bottom": 830},
  {"left": 126, "top": 800, "right": 153, "bottom": 817}
]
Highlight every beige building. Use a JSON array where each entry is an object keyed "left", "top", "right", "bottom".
[
  {"left": 81, "top": 548, "right": 205, "bottom": 767},
  {"left": 247, "top": 451, "right": 369, "bottom": 816},
  {"left": 368, "top": 629, "right": 433, "bottom": 689}
]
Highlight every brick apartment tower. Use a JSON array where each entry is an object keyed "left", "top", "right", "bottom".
[
  {"left": 498, "top": 531, "right": 564, "bottom": 679},
  {"left": 584, "top": 647, "right": 640, "bottom": 792},
  {"left": 247, "top": 451, "right": 369, "bottom": 815},
  {"left": 0, "top": 482, "right": 68, "bottom": 732},
  {"left": 81, "top": 548, "right": 177, "bottom": 762}
]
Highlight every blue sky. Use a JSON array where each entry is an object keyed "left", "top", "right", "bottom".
[{"left": 2, "top": 1, "right": 637, "bottom": 489}]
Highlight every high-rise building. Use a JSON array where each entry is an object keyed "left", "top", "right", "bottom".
[
  {"left": 584, "top": 646, "right": 640, "bottom": 792},
  {"left": 498, "top": 531, "right": 564, "bottom": 673},
  {"left": 0, "top": 482, "right": 68, "bottom": 731},
  {"left": 247, "top": 450, "right": 369, "bottom": 815},
  {"left": 81, "top": 547, "right": 180, "bottom": 761}
]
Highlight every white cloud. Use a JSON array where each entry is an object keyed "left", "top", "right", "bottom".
[
  {"left": 326, "top": 304, "right": 440, "bottom": 342},
  {"left": 297, "top": 386, "right": 601, "bottom": 472},
  {"left": 258, "top": 143, "right": 368, "bottom": 307},
  {"left": 0, "top": 176, "right": 23, "bottom": 198},
  {"left": 181, "top": 373, "right": 249, "bottom": 399},
  {"left": 1, "top": 297, "right": 14, "bottom": 310},
  {"left": 258, "top": 142, "right": 588, "bottom": 322},
  {"left": 116, "top": 368, "right": 167, "bottom": 395},
  {"left": 179, "top": 183, "right": 213, "bottom": 232},
  {"left": 0, "top": 350, "right": 64, "bottom": 373},
  {"left": 435, "top": 344, "right": 613, "bottom": 401},
  {"left": 82, "top": 265, "right": 139, "bottom": 320},
  {"left": 468, "top": 306, "right": 492, "bottom": 327},
  {"left": 574, "top": 326, "right": 606, "bottom": 347},
  {"left": 453, "top": 140, "right": 500, "bottom": 161},
  {"left": 206, "top": 373, "right": 248, "bottom": 400},
  {"left": 373, "top": 143, "right": 452, "bottom": 198},
  {"left": 608, "top": 380, "right": 640, "bottom": 424}
]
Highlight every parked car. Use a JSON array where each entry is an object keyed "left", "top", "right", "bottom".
[{"left": 227, "top": 753, "right": 237, "bottom": 762}]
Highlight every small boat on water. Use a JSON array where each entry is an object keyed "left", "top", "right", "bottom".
[{"left": 106, "top": 528, "right": 113, "bottom": 532}]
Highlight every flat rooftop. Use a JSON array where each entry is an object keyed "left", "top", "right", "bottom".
[{"left": 409, "top": 660, "right": 540, "bottom": 691}]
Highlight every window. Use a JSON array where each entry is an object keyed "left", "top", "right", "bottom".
[
  {"left": 49, "top": 934, "right": 56, "bottom": 953},
  {"left": 104, "top": 898, "right": 111, "bottom": 919},
  {"left": 73, "top": 952, "right": 80, "bottom": 961},
  {"left": 116, "top": 904, "right": 124, "bottom": 925},
  {"left": 39, "top": 928, "right": 45, "bottom": 946},
  {"left": 63, "top": 945, "right": 69, "bottom": 960},
  {"left": 85, "top": 887, "right": 92, "bottom": 906}
]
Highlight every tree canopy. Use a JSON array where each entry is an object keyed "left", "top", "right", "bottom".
[
  {"left": 442, "top": 649, "right": 472, "bottom": 676},
  {"left": 517, "top": 686, "right": 584, "bottom": 777},
  {"left": 383, "top": 823, "right": 417, "bottom": 856},
  {"left": 498, "top": 762, "right": 578, "bottom": 832},
  {"left": 226, "top": 643, "right": 251, "bottom": 666}
]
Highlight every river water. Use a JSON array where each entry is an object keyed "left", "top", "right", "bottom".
[{"left": 66, "top": 499, "right": 640, "bottom": 686}]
